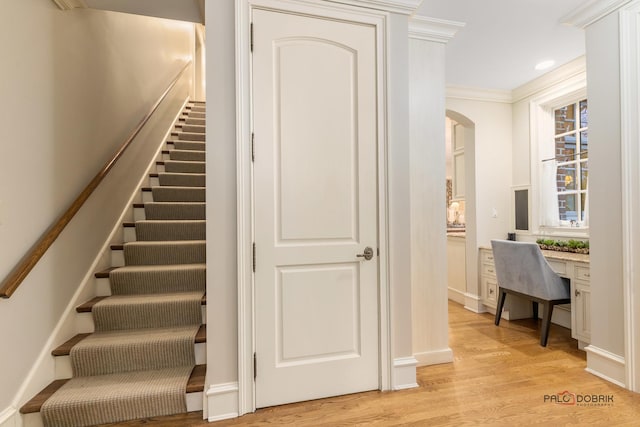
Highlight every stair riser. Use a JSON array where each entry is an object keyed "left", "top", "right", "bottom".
[
  {"left": 124, "top": 226, "right": 136, "bottom": 243},
  {"left": 54, "top": 343, "right": 206, "bottom": 379},
  {"left": 123, "top": 244, "right": 206, "bottom": 265},
  {"left": 150, "top": 188, "right": 206, "bottom": 202},
  {"left": 134, "top": 206, "right": 146, "bottom": 221},
  {"left": 21, "top": 395, "right": 203, "bottom": 427},
  {"left": 76, "top": 307, "right": 207, "bottom": 334},
  {"left": 184, "top": 118, "right": 205, "bottom": 126},
  {"left": 164, "top": 162, "right": 206, "bottom": 174},
  {"left": 180, "top": 125, "right": 205, "bottom": 133},
  {"left": 158, "top": 174, "right": 206, "bottom": 188},
  {"left": 173, "top": 132, "right": 206, "bottom": 142},
  {"left": 96, "top": 277, "right": 111, "bottom": 296}
]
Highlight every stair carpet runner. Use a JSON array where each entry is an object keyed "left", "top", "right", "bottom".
[{"left": 38, "top": 102, "right": 206, "bottom": 427}]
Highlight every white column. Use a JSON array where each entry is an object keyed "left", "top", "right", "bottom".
[
  {"left": 205, "top": 0, "right": 239, "bottom": 421},
  {"left": 408, "top": 16, "right": 464, "bottom": 366}
]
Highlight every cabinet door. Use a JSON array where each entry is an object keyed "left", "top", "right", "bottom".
[{"left": 574, "top": 281, "right": 591, "bottom": 342}]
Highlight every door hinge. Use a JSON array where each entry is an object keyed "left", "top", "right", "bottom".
[
  {"left": 377, "top": 248, "right": 380, "bottom": 256},
  {"left": 250, "top": 23, "right": 254, "bottom": 52},
  {"left": 253, "top": 352, "right": 257, "bottom": 379},
  {"left": 251, "top": 132, "right": 255, "bottom": 162},
  {"left": 252, "top": 242, "right": 256, "bottom": 273}
]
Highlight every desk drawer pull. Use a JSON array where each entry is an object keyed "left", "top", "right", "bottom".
[
  {"left": 487, "top": 268, "right": 494, "bottom": 273},
  {"left": 575, "top": 289, "right": 581, "bottom": 297}
]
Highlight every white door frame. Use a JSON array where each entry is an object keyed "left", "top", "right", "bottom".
[{"left": 235, "top": 0, "right": 391, "bottom": 415}]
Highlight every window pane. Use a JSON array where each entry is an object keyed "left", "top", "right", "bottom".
[
  {"left": 555, "top": 135, "right": 576, "bottom": 161},
  {"left": 581, "top": 161, "right": 588, "bottom": 190},
  {"left": 555, "top": 104, "right": 576, "bottom": 134},
  {"left": 580, "top": 131, "right": 588, "bottom": 159},
  {"left": 557, "top": 163, "right": 577, "bottom": 192},
  {"left": 558, "top": 193, "right": 578, "bottom": 222},
  {"left": 580, "top": 99, "right": 588, "bottom": 128}
]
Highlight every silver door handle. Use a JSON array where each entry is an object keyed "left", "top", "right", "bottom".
[{"left": 357, "top": 247, "right": 374, "bottom": 261}]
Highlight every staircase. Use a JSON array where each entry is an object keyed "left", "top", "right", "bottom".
[{"left": 20, "top": 101, "right": 207, "bottom": 427}]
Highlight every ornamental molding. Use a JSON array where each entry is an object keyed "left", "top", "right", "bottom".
[
  {"left": 327, "top": 0, "right": 421, "bottom": 15},
  {"left": 561, "top": 0, "right": 633, "bottom": 28},
  {"left": 408, "top": 15, "right": 465, "bottom": 43}
]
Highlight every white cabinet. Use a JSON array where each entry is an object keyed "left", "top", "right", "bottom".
[
  {"left": 572, "top": 263, "right": 591, "bottom": 344},
  {"left": 479, "top": 249, "right": 497, "bottom": 308}
]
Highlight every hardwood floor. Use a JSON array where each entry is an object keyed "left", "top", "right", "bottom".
[{"left": 105, "top": 301, "right": 640, "bottom": 426}]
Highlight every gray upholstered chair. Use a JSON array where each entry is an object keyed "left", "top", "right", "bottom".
[{"left": 490, "top": 239, "right": 571, "bottom": 347}]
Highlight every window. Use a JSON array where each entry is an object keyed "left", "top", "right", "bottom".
[{"left": 553, "top": 99, "right": 588, "bottom": 225}]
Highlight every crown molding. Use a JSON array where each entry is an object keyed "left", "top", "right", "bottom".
[
  {"left": 326, "top": 0, "right": 421, "bottom": 15},
  {"left": 561, "top": 0, "right": 632, "bottom": 28},
  {"left": 446, "top": 85, "right": 513, "bottom": 104},
  {"left": 52, "top": 0, "right": 87, "bottom": 9},
  {"left": 511, "top": 55, "right": 586, "bottom": 103},
  {"left": 409, "top": 15, "right": 466, "bottom": 43}
]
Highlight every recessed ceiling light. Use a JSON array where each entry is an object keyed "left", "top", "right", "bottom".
[{"left": 535, "top": 60, "right": 555, "bottom": 71}]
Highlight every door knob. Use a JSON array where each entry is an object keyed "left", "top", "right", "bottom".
[{"left": 357, "top": 247, "right": 374, "bottom": 261}]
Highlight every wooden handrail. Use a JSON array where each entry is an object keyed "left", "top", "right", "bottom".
[{"left": 0, "top": 61, "right": 192, "bottom": 298}]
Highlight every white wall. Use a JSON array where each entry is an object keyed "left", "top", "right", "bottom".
[
  {"left": 445, "top": 97, "right": 513, "bottom": 248},
  {"left": 584, "top": 11, "right": 625, "bottom": 370},
  {"left": 0, "top": 0, "right": 194, "bottom": 413}
]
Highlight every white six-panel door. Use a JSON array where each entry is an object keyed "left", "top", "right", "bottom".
[{"left": 252, "top": 8, "right": 379, "bottom": 408}]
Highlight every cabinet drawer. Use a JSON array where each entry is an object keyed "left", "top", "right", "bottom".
[
  {"left": 575, "top": 265, "right": 591, "bottom": 282},
  {"left": 481, "top": 250, "right": 495, "bottom": 265},
  {"left": 481, "top": 263, "right": 497, "bottom": 277}
]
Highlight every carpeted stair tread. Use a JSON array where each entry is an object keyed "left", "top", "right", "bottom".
[
  {"left": 143, "top": 202, "right": 205, "bottom": 220},
  {"left": 123, "top": 240, "right": 205, "bottom": 265},
  {"left": 158, "top": 172, "right": 205, "bottom": 188},
  {"left": 108, "top": 264, "right": 206, "bottom": 295},
  {"left": 176, "top": 124, "right": 205, "bottom": 133},
  {"left": 184, "top": 111, "right": 205, "bottom": 119},
  {"left": 53, "top": 325, "right": 206, "bottom": 356},
  {"left": 70, "top": 325, "right": 199, "bottom": 377},
  {"left": 172, "top": 131, "right": 205, "bottom": 142},
  {"left": 20, "top": 365, "right": 206, "bottom": 415},
  {"left": 169, "top": 140, "right": 206, "bottom": 151},
  {"left": 40, "top": 366, "right": 194, "bottom": 427},
  {"left": 92, "top": 291, "right": 204, "bottom": 331},
  {"left": 163, "top": 160, "right": 206, "bottom": 174},
  {"left": 183, "top": 118, "right": 205, "bottom": 126},
  {"left": 135, "top": 220, "right": 206, "bottom": 241},
  {"left": 168, "top": 149, "right": 205, "bottom": 162},
  {"left": 77, "top": 294, "right": 205, "bottom": 313},
  {"left": 149, "top": 186, "right": 205, "bottom": 202}
]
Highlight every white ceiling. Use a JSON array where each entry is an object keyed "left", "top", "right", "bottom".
[{"left": 416, "top": 0, "right": 589, "bottom": 90}]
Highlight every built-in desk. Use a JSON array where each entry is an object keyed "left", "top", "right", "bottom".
[{"left": 479, "top": 246, "right": 590, "bottom": 349}]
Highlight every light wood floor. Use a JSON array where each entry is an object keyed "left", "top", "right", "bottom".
[{"left": 106, "top": 301, "right": 640, "bottom": 426}]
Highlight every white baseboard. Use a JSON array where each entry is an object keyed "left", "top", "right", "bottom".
[
  {"left": 0, "top": 407, "right": 18, "bottom": 427},
  {"left": 447, "top": 287, "right": 465, "bottom": 305},
  {"left": 585, "top": 345, "right": 626, "bottom": 388},
  {"left": 414, "top": 348, "right": 454, "bottom": 367},
  {"left": 393, "top": 357, "right": 418, "bottom": 390},
  {"left": 463, "top": 293, "right": 485, "bottom": 313},
  {"left": 206, "top": 382, "right": 239, "bottom": 422}
]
